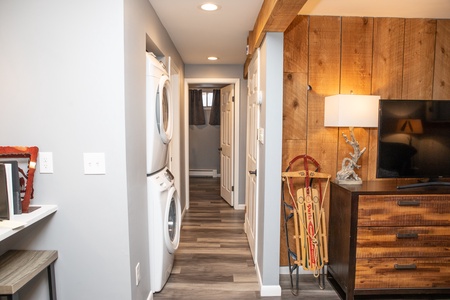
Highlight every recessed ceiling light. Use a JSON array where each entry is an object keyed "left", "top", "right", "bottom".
[
  {"left": 200, "top": 3, "right": 220, "bottom": 11},
  {"left": 208, "top": 56, "right": 219, "bottom": 61}
]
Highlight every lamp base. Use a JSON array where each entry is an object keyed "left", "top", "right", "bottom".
[{"left": 336, "top": 179, "right": 362, "bottom": 185}]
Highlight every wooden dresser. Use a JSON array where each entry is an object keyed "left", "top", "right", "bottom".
[{"left": 327, "top": 181, "right": 450, "bottom": 299}]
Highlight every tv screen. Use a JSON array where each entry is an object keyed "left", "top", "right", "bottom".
[{"left": 377, "top": 100, "right": 450, "bottom": 180}]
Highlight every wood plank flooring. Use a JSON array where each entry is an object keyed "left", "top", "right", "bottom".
[{"left": 153, "top": 177, "right": 340, "bottom": 299}]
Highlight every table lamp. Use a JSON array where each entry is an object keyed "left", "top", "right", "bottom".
[{"left": 324, "top": 94, "right": 380, "bottom": 184}]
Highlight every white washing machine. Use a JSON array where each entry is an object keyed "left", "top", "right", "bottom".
[
  {"left": 146, "top": 52, "right": 173, "bottom": 175},
  {"left": 147, "top": 167, "right": 181, "bottom": 292}
]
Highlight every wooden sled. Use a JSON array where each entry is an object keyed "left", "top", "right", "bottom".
[{"left": 281, "top": 155, "right": 331, "bottom": 295}]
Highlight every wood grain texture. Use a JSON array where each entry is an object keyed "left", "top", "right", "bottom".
[
  {"left": 358, "top": 194, "right": 450, "bottom": 227},
  {"left": 284, "top": 15, "right": 309, "bottom": 73},
  {"left": 307, "top": 16, "right": 341, "bottom": 177},
  {"left": 329, "top": 182, "right": 450, "bottom": 298},
  {"left": 402, "top": 19, "right": 437, "bottom": 100},
  {"left": 356, "top": 226, "right": 450, "bottom": 258},
  {"left": 283, "top": 72, "right": 308, "bottom": 141},
  {"left": 433, "top": 20, "right": 450, "bottom": 100},
  {"left": 372, "top": 18, "right": 405, "bottom": 99},
  {"left": 282, "top": 139, "right": 307, "bottom": 170},
  {"left": 155, "top": 177, "right": 340, "bottom": 299},
  {"left": 355, "top": 257, "right": 450, "bottom": 289},
  {"left": 370, "top": 18, "right": 405, "bottom": 179},
  {"left": 340, "top": 17, "right": 374, "bottom": 181},
  {"left": 0, "top": 250, "right": 57, "bottom": 294},
  {"left": 340, "top": 17, "right": 374, "bottom": 95}
]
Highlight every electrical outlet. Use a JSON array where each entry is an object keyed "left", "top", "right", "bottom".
[
  {"left": 83, "top": 153, "right": 106, "bottom": 175},
  {"left": 135, "top": 262, "right": 141, "bottom": 286},
  {"left": 39, "top": 152, "right": 54, "bottom": 174}
]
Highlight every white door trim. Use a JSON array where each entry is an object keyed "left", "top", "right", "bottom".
[{"left": 183, "top": 78, "right": 241, "bottom": 211}]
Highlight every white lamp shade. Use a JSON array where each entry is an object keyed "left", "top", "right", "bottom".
[{"left": 324, "top": 94, "right": 380, "bottom": 128}]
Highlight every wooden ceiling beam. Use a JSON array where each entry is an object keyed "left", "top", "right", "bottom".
[{"left": 244, "top": 0, "right": 308, "bottom": 78}]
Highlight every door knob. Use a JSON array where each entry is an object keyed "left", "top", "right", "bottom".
[
  {"left": 249, "top": 170, "right": 257, "bottom": 176},
  {"left": 218, "top": 147, "right": 222, "bottom": 151}
]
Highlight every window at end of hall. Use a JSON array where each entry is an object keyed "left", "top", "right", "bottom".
[{"left": 202, "top": 91, "right": 213, "bottom": 108}]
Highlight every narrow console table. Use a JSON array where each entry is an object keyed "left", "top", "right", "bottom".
[
  {"left": 0, "top": 205, "right": 58, "bottom": 299},
  {"left": 0, "top": 250, "right": 58, "bottom": 299},
  {"left": 0, "top": 205, "right": 57, "bottom": 242},
  {"left": 327, "top": 181, "right": 450, "bottom": 299}
]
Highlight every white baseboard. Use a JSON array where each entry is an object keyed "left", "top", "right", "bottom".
[
  {"left": 147, "top": 291, "right": 153, "bottom": 300},
  {"left": 256, "top": 262, "right": 282, "bottom": 297},
  {"left": 260, "top": 284, "right": 282, "bottom": 297},
  {"left": 189, "top": 169, "right": 218, "bottom": 177},
  {"left": 234, "top": 203, "right": 245, "bottom": 210}
]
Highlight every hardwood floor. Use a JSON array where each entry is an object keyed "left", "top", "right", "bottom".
[{"left": 154, "top": 177, "right": 340, "bottom": 299}]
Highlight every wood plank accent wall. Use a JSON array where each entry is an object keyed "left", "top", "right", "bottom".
[{"left": 280, "top": 16, "right": 450, "bottom": 266}]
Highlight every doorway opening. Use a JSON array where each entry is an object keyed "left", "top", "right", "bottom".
[{"left": 183, "top": 78, "right": 242, "bottom": 212}]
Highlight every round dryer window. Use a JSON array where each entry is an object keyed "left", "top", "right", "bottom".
[
  {"left": 156, "top": 74, "right": 173, "bottom": 144},
  {"left": 164, "top": 187, "right": 181, "bottom": 253}
]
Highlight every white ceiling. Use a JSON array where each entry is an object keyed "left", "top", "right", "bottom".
[
  {"left": 149, "top": 0, "right": 263, "bottom": 65},
  {"left": 149, "top": 0, "right": 450, "bottom": 66}
]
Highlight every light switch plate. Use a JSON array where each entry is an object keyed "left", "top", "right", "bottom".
[{"left": 83, "top": 153, "right": 106, "bottom": 175}]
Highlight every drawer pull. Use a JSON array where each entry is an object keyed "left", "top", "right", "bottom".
[
  {"left": 397, "top": 200, "right": 420, "bottom": 206},
  {"left": 394, "top": 263, "right": 417, "bottom": 270},
  {"left": 396, "top": 232, "right": 419, "bottom": 239}
]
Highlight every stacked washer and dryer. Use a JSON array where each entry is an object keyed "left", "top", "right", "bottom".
[{"left": 145, "top": 52, "right": 181, "bottom": 293}]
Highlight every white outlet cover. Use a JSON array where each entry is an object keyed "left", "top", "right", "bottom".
[
  {"left": 39, "top": 152, "right": 54, "bottom": 174},
  {"left": 83, "top": 153, "right": 106, "bottom": 175}
]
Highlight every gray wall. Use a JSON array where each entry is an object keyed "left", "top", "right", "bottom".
[
  {"left": 185, "top": 65, "right": 247, "bottom": 205},
  {"left": 189, "top": 110, "right": 221, "bottom": 173},
  {"left": 0, "top": 0, "right": 183, "bottom": 299},
  {"left": 257, "top": 33, "right": 283, "bottom": 294}
]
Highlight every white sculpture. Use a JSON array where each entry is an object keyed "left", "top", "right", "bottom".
[{"left": 336, "top": 128, "right": 365, "bottom": 184}]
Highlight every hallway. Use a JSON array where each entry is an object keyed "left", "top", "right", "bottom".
[{"left": 153, "top": 177, "right": 340, "bottom": 299}]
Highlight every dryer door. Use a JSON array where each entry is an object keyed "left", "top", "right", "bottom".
[
  {"left": 164, "top": 186, "right": 181, "bottom": 253},
  {"left": 156, "top": 75, "right": 173, "bottom": 144}
]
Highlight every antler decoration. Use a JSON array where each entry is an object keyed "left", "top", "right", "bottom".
[{"left": 336, "top": 129, "right": 365, "bottom": 182}]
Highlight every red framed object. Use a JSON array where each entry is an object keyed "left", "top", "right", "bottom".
[{"left": 0, "top": 146, "right": 39, "bottom": 213}]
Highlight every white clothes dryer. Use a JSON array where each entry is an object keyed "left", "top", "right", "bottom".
[
  {"left": 147, "top": 167, "right": 181, "bottom": 292},
  {"left": 146, "top": 52, "right": 173, "bottom": 175}
]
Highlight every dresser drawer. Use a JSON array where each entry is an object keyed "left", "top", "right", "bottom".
[
  {"left": 355, "top": 257, "right": 450, "bottom": 289},
  {"left": 358, "top": 194, "right": 450, "bottom": 226},
  {"left": 356, "top": 226, "right": 450, "bottom": 258}
]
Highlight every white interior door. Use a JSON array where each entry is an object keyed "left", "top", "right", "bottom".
[
  {"left": 220, "top": 84, "right": 234, "bottom": 206},
  {"left": 245, "top": 49, "right": 260, "bottom": 260}
]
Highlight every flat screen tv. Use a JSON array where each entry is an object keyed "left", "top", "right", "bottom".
[{"left": 377, "top": 100, "right": 450, "bottom": 188}]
